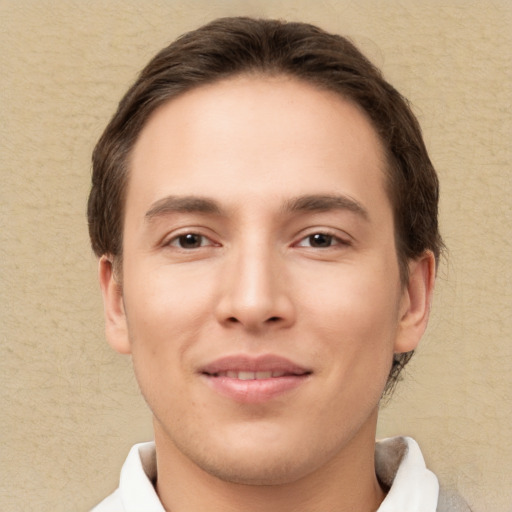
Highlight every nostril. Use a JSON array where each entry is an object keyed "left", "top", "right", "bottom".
[{"left": 226, "top": 316, "right": 280, "bottom": 324}]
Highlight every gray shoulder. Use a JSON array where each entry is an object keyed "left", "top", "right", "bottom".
[{"left": 437, "top": 487, "right": 472, "bottom": 512}]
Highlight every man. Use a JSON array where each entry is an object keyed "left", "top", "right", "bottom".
[{"left": 88, "top": 17, "right": 469, "bottom": 511}]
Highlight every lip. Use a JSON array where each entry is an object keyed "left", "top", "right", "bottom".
[{"left": 200, "top": 354, "right": 312, "bottom": 404}]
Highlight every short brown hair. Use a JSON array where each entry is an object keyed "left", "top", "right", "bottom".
[{"left": 88, "top": 17, "right": 443, "bottom": 394}]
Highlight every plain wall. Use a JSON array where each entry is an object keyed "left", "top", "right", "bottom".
[{"left": 1, "top": 1, "right": 511, "bottom": 511}]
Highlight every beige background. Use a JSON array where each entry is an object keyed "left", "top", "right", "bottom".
[{"left": 1, "top": 1, "right": 511, "bottom": 511}]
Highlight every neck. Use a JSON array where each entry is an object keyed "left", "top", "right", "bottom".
[{"left": 153, "top": 410, "right": 386, "bottom": 512}]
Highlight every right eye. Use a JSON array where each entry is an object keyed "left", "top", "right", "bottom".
[
  {"left": 297, "top": 233, "right": 336, "bottom": 248},
  {"left": 168, "top": 233, "right": 213, "bottom": 249}
]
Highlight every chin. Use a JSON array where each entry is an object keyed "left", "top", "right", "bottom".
[
  {"left": 177, "top": 425, "right": 337, "bottom": 487},
  {"left": 195, "top": 451, "right": 310, "bottom": 486}
]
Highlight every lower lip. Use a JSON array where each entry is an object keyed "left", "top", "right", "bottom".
[{"left": 203, "top": 374, "right": 309, "bottom": 403}]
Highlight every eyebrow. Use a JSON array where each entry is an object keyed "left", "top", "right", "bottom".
[
  {"left": 144, "top": 193, "right": 369, "bottom": 222},
  {"left": 145, "top": 195, "right": 223, "bottom": 221},
  {"left": 283, "top": 194, "right": 369, "bottom": 220}
]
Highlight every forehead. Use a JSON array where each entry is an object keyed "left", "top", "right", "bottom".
[{"left": 127, "top": 75, "right": 390, "bottom": 218}]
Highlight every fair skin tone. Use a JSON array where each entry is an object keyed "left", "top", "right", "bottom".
[{"left": 99, "top": 75, "right": 435, "bottom": 512}]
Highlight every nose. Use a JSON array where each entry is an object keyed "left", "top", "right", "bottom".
[{"left": 215, "top": 243, "right": 295, "bottom": 332}]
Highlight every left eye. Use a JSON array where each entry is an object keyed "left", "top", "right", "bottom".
[
  {"left": 169, "top": 233, "right": 212, "bottom": 249},
  {"left": 296, "top": 233, "right": 342, "bottom": 248}
]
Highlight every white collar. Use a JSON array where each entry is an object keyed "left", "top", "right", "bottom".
[
  {"left": 117, "top": 436, "right": 438, "bottom": 511},
  {"left": 376, "top": 436, "right": 439, "bottom": 511},
  {"left": 119, "top": 442, "right": 164, "bottom": 511}
]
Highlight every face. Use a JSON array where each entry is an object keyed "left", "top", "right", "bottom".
[{"left": 100, "top": 75, "right": 433, "bottom": 486}]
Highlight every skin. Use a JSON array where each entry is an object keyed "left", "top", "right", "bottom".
[{"left": 99, "top": 75, "right": 435, "bottom": 512}]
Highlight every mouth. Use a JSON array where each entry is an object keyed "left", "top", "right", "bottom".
[
  {"left": 200, "top": 355, "right": 312, "bottom": 403},
  {"left": 206, "top": 370, "right": 302, "bottom": 380}
]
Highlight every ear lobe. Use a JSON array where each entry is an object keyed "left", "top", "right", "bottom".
[
  {"left": 98, "top": 255, "right": 131, "bottom": 355},
  {"left": 394, "top": 251, "right": 436, "bottom": 354}
]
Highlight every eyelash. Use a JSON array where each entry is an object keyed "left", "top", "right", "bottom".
[
  {"left": 166, "top": 232, "right": 216, "bottom": 250},
  {"left": 165, "top": 230, "right": 350, "bottom": 251},
  {"left": 294, "top": 231, "right": 351, "bottom": 249}
]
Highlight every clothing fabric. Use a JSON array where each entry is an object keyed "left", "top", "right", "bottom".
[{"left": 91, "top": 437, "right": 468, "bottom": 512}]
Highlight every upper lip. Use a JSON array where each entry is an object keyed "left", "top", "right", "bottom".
[{"left": 200, "top": 354, "right": 312, "bottom": 376}]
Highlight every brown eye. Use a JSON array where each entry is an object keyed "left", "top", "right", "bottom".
[
  {"left": 171, "top": 233, "right": 206, "bottom": 249},
  {"left": 307, "top": 233, "right": 333, "bottom": 248},
  {"left": 296, "top": 232, "right": 349, "bottom": 249}
]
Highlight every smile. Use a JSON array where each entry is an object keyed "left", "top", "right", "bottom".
[
  {"left": 200, "top": 355, "right": 312, "bottom": 403},
  {"left": 210, "top": 370, "right": 290, "bottom": 380}
]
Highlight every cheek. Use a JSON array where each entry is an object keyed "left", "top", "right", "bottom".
[
  {"left": 124, "top": 261, "right": 216, "bottom": 330},
  {"left": 123, "top": 276, "right": 208, "bottom": 420},
  {"left": 303, "top": 258, "right": 401, "bottom": 327},
  {"left": 121, "top": 265, "right": 218, "bottom": 386},
  {"left": 301, "top": 262, "right": 401, "bottom": 375}
]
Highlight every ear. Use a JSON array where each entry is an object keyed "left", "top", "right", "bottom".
[
  {"left": 394, "top": 251, "right": 436, "bottom": 354},
  {"left": 98, "top": 255, "right": 131, "bottom": 354}
]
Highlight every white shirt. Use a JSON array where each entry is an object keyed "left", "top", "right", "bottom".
[{"left": 91, "top": 437, "right": 439, "bottom": 512}]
